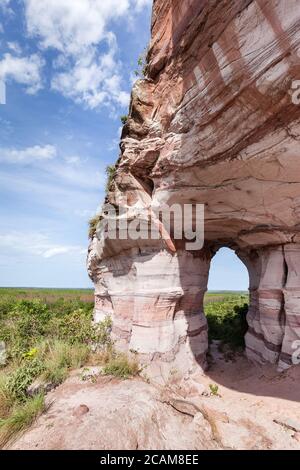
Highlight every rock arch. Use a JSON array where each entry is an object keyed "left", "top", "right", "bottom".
[{"left": 88, "top": 0, "right": 300, "bottom": 378}]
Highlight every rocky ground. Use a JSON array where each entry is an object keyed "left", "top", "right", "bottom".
[{"left": 8, "top": 347, "right": 300, "bottom": 450}]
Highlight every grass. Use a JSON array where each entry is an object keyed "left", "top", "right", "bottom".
[
  {"left": 41, "top": 340, "right": 89, "bottom": 386},
  {"left": 0, "top": 373, "right": 14, "bottom": 419},
  {"left": 103, "top": 352, "right": 140, "bottom": 379},
  {"left": 88, "top": 214, "right": 102, "bottom": 239},
  {"left": 0, "top": 394, "right": 46, "bottom": 448},
  {"left": 0, "top": 287, "right": 94, "bottom": 303},
  {"left": 0, "top": 290, "right": 113, "bottom": 447},
  {"left": 0, "top": 288, "right": 249, "bottom": 446},
  {"left": 209, "top": 384, "right": 219, "bottom": 396}
]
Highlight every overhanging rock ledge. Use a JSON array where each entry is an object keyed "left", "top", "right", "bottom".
[{"left": 88, "top": 0, "right": 300, "bottom": 378}]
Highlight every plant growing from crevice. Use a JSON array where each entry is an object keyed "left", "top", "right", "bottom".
[
  {"left": 134, "top": 48, "right": 148, "bottom": 78},
  {"left": 105, "top": 164, "right": 116, "bottom": 193},
  {"left": 120, "top": 115, "right": 128, "bottom": 125},
  {"left": 209, "top": 384, "right": 219, "bottom": 396},
  {"left": 102, "top": 352, "right": 141, "bottom": 379},
  {"left": 88, "top": 214, "right": 103, "bottom": 239}
]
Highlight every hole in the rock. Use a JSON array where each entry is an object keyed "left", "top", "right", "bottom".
[{"left": 205, "top": 247, "right": 250, "bottom": 352}]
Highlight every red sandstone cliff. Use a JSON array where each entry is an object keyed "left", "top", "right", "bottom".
[{"left": 88, "top": 0, "right": 300, "bottom": 377}]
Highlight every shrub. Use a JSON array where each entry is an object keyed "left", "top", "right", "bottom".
[
  {"left": 0, "top": 298, "right": 110, "bottom": 363},
  {"left": 47, "top": 308, "right": 93, "bottom": 344},
  {"left": 43, "top": 340, "right": 89, "bottom": 374},
  {"left": 105, "top": 165, "right": 116, "bottom": 193},
  {"left": 205, "top": 296, "right": 249, "bottom": 350},
  {"left": 134, "top": 49, "right": 148, "bottom": 77},
  {"left": 0, "top": 299, "right": 14, "bottom": 320},
  {"left": 89, "top": 344, "right": 114, "bottom": 366},
  {"left": 6, "top": 358, "right": 44, "bottom": 401},
  {"left": 46, "top": 310, "right": 112, "bottom": 347},
  {"left": 209, "top": 384, "right": 219, "bottom": 396},
  {"left": 0, "top": 294, "right": 113, "bottom": 447},
  {"left": 42, "top": 365, "right": 67, "bottom": 387},
  {"left": 93, "top": 316, "right": 113, "bottom": 347},
  {"left": 120, "top": 115, "right": 128, "bottom": 125},
  {"left": 88, "top": 214, "right": 102, "bottom": 239},
  {"left": 0, "top": 300, "right": 51, "bottom": 359},
  {"left": 103, "top": 353, "right": 140, "bottom": 379}
]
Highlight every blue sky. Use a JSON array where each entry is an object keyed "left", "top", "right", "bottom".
[{"left": 0, "top": 0, "right": 248, "bottom": 290}]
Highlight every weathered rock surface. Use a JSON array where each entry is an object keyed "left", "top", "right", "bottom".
[
  {"left": 88, "top": 0, "right": 300, "bottom": 376},
  {"left": 9, "top": 374, "right": 218, "bottom": 450},
  {"left": 9, "top": 360, "right": 300, "bottom": 450}
]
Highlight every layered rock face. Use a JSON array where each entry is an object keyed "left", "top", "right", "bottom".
[{"left": 88, "top": 0, "right": 300, "bottom": 377}]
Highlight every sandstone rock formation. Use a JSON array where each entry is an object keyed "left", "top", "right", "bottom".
[
  {"left": 9, "top": 361, "right": 300, "bottom": 450},
  {"left": 88, "top": 0, "right": 300, "bottom": 377}
]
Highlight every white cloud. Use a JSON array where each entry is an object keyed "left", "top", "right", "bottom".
[
  {"left": 0, "top": 0, "right": 11, "bottom": 11},
  {"left": 133, "top": 0, "right": 152, "bottom": 11},
  {"left": 0, "top": 231, "right": 86, "bottom": 259},
  {"left": 0, "top": 142, "right": 105, "bottom": 193},
  {"left": 0, "top": 53, "right": 44, "bottom": 94},
  {"left": 52, "top": 52, "right": 130, "bottom": 110},
  {"left": 7, "top": 41, "right": 22, "bottom": 55},
  {"left": 23, "top": 0, "right": 149, "bottom": 109},
  {"left": 74, "top": 209, "right": 95, "bottom": 219},
  {"left": 24, "top": 0, "right": 130, "bottom": 56},
  {"left": 63, "top": 155, "right": 81, "bottom": 165},
  {"left": 108, "top": 125, "right": 123, "bottom": 151},
  {"left": 0, "top": 168, "right": 103, "bottom": 218},
  {"left": 0, "top": 0, "right": 13, "bottom": 18},
  {"left": 43, "top": 246, "right": 86, "bottom": 259},
  {"left": 43, "top": 160, "right": 104, "bottom": 190},
  {"left": 0, "top": 145, "right": 57, "bottom": 164}
]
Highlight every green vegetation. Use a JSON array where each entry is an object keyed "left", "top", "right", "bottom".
[
  {"left": 0, "top": 288, "right": 249, "bottom": 446},
  {"left": 0, "top": 393, "right": 46, "bottom": 448},
  {"left": 89, "top": 163, "right": 119, "bottom": 231},
  {"left": 40, "top": 340, "right": 90, "bottom": 386},
  {"left": 209, "top": 384, "right": 219, "bottom": 396},
  {"left": 204, "top": 293, "right": 249, "bottom": 350},
  {"left": 0, "top": 291, "right": 113, "bottom": 447},
  {"left": 103, "top": 352, "right": 140, "bottom": 379},
  {"left": 88, "top": 214, "right": 103, "bottom": 239},
  {"left": 0, "top": 287, "right": 94, "bottom": 303},
  {"left": 134, "top": 49, "right": 148, "bottom": 78},
  {"left": 0, "top": 288, "right": 145, "bottom": 446},
  {"left": 120, "top": 115, "right": 128, "bottom": 125},
  {"left": 105, "top": 164, "right": 116, "bottom": 193},
  {"left": 6, "top": 357, "right": 44, "bottom": 401}
]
